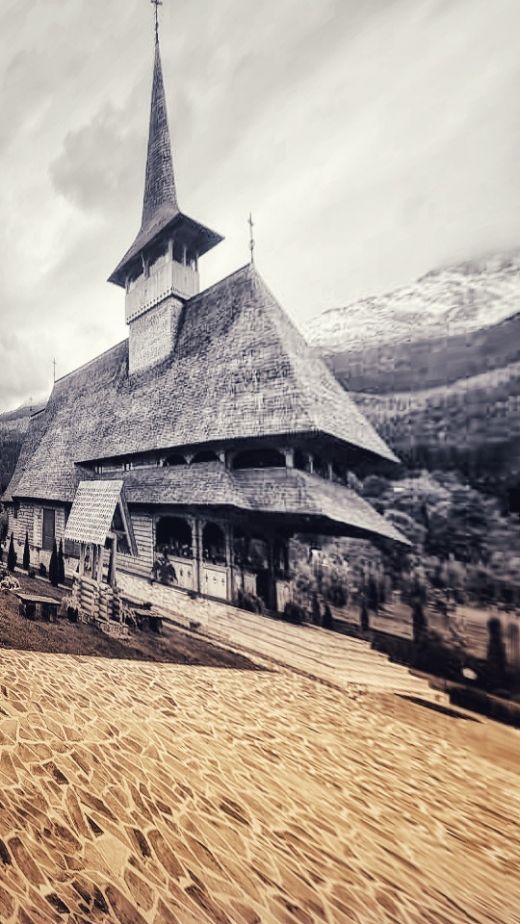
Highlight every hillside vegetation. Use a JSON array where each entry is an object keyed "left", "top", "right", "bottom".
[
  {"left": 0, "top": 402, "right": 45, "bottom": 494},
  {"left": 302, "top": 252, "right": 520, "bottom": 663}
]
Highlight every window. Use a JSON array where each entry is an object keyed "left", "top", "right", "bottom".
[
  {"left": 232, "top": 448, "right": 286, "bottom": 470},
  {"left": 156, "top": 517, "right": 193, "bottom": 558},
  {"left": 202, "top": 522, "right": 226, "bottom": 565},
  {"left": 191, "top": 450, "right": 219, "bottom": 464},
  {"left": 164, "top": 453, "right": 187, "bottom": 467},
  {"left": 313, "top": 455, "right": 329, "bottom": 478},
  {"left": 42, "top": 508, "right": 56, "bottom": 551},
  {"left": 294, "top": 450, "right": 312, "bottom": 473}
]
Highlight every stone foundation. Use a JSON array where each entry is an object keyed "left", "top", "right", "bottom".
[{"left": 117, "top": 572, "right": 235, "bottom": 630}]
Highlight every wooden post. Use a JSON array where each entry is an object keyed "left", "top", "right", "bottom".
[
  {"left": 96, "top": 545, "right": 104, "bottom": 584},
  {"left": 225, "top": 523, "right": 234, "bottom": 603},
  {"left": 267, "top": 534, "right": 276, "bottom": 612},
  {"left": 79, "top": 543, "right": 86, "bottom": 577},
  {"left": 109, "top": 535, "right": 118, "bottom": 588},
  {"left": 192, "top": 518, "right": 202, "bottom": 595}
]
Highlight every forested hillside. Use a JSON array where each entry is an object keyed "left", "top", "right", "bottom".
[
  {"left": 302, "top": 255, "right": 520, "bottom": 634},
  {"left": 0, "top": 403, "right": 45, "bottom": 494}
]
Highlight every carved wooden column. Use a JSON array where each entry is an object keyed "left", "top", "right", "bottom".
[
  {"left": 266, "top": 533, "right": 277, "bottom": 612},
  {"left": 192, "top": 517, "right": 204, "bottom": 595},
  {"left": 225, "top": 522, "right": 234, "bottom": 603},
  {"left": 109, "top": 535, "right": 118, "bottom": 587},
  {"left": 96, "top": 544, "right": 104, "bottom": 584}
]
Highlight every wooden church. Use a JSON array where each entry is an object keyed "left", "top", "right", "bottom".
[{"left": 3, "top": 21, "right": 405, "bottom": 614}]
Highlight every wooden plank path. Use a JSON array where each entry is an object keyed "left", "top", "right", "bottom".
[{"left": 200, "top": 608, "right": 446, "bottom": 702}]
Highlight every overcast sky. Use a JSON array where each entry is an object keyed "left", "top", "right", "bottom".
[{"left": 0, "top": 0, "right": 519, "bottom": 412}]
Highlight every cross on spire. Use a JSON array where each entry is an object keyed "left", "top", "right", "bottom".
[
  {"left": 248, "top": 213, "right": 255, "bottom": 264},
  {"left": 151, "top": 0, "right": 163, "bottom": 44}
]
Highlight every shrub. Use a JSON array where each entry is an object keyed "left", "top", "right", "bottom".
[
  {"left": 7, "top": 534, "right": 17, "bottom": 573},
  {"left": 236, "top": 588, "right": 264, "bottom": 614},
  {"left": 322, "top": 604, "right": 333, "bottom": 630},
  {"left": 48, "top": 541, "right": 59, "bottom": 587},
  {"left": 58, "top": 540, "right": 66, "bottom": 585},
  {"left": 283, "top": 601, "right": 306, "bottom": 624},
  {"left": 39, "top": 563, "right": 47, "bottom": 578},
  {"left": 311, "top": 593, "right": 321, "bottom": 625},
  {"left": 485, "top": 618, "right": 507, "bottom": 690},
  {"left": 23, "top": 531, "right": 31, "bottom": 571},
  {"left": 360, "top": 599, "right": 370, "bottom": 632}
]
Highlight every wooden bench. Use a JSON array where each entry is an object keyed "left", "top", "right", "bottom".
[
  {"left": 16, "top": 592, "right": 61, "bottom": 623},
  {"left": 132, "top": 607, "right": 163, "bottom": 634}
]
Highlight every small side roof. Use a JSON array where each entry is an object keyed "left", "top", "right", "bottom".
[{"left": 64, "top": 480, "right": 124, "bottom": 546}]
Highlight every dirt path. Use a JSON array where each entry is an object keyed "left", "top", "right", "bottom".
[{"left": 0, "top": 575, "right": 260, "bottom": 670}]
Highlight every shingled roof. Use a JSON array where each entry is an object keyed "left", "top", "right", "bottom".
[
  {"left": 4, "top": 263, "right": 398, "bottom": 507},
  {"left": 106, "top": 463, "right": 408, "bottom": 544}
]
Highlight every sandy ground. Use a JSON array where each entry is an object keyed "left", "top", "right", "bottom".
[{"left": 0, "top": 644, "right": 519, "bottom": 923}]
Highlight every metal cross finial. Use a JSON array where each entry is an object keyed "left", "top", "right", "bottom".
[
  {"left": 151, "top": 0, "right": 163, "bottom": 43},
  {"left": 53, "top": 358, "right": 57, "bottom": 384},
  {"left": 248, "top": 213, "right": 255, "bottom": 265}
]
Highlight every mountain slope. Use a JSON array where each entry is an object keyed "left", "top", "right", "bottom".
[
  {"left": 305, "top": 253, "right": 520, "bottom": 496},
  {"left": 305, "top": 251, "right": 520, "bottom": 355}
]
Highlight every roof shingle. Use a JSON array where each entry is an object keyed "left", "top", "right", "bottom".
[{"left": 5, "top": 264, "right": 398, "bottom": 507}]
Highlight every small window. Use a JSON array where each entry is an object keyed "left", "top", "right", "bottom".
[
  {"left": 294, "top": 450, "right": 312, "bottom": 473},
  {"left": 164, "top": 453, "right": 187, "bottom": 467},
  {"left": 191, "top": 450, "right": 219, "bottom": 464},
  {"left": 232, "top": 448, "right": 286, "bottom": 470},
  {"left": 313, "top": 455, "right": 329, "bottom": 478}
]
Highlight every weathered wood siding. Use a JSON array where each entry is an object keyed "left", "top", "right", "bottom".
[
  {"left": 6, "top": 502, "right": 67, "bottom": 567},
  {"left": 118, "top": 511, "right": 154, "bottom": 578}
]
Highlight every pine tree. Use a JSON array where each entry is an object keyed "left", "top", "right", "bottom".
[
  {"left": 23, "top": 531, "right": 31, "bottom": 571},
  {"left": 7, "top": 534, "right": 17, "bottom": 573},
  {"left": 58, "top": 540, "right": 65, "bottom": 585},
  {"left": 49, "top": 540, "right": 59, "bottom": 587}
]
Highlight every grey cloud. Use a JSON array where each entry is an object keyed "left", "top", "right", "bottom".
[
  {"left": 1, "top": 0, "right": 520, "bottom": 414},
  {"left": 50, "top": 102, "right": 144, "bottom": 215}
]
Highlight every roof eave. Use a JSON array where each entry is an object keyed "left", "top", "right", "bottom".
[{"left": 108, "top": 211, "right": 224, "bottom": 288}]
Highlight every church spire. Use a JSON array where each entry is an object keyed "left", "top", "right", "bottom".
[
  {"left": 108, "top": 9, "right": 223, "bottom": 290},
  {"left": 140, "top": 37, "right": 178, "bottom": 234}
]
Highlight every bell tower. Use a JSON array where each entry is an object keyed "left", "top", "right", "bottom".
[{"left": 108, "top": 5, "right": 223, "bottom": 375}]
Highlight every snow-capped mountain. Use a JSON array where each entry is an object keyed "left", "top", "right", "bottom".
[{"left": 304, "top": 252, "right": 520, "bottom": 353}]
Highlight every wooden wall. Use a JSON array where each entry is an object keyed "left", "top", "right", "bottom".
[{"left": 118, "top": 511, "right": 154, "bottom": 578}]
